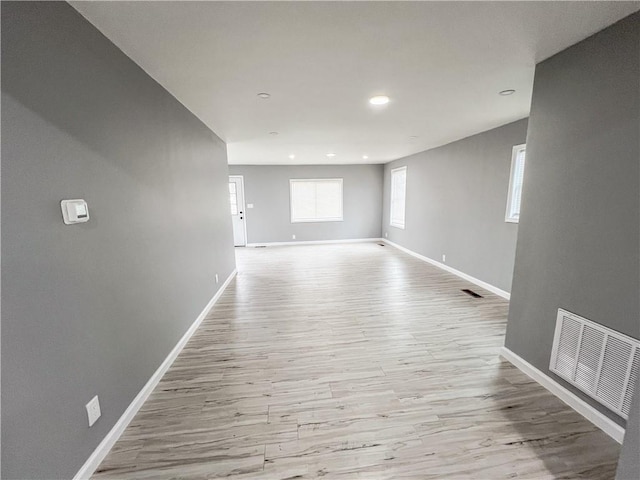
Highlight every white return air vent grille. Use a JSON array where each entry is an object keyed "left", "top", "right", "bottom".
[{"left": 550, "top": 309, "right": 639, "bottom": 419}]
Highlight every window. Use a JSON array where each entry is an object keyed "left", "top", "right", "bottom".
[
  {"left": 290, "top": 178, "right": 343, "bottom": 223},
  {"left": 390, "top": 166, "right": 407, "bottom": 229},
  {"left": 505, "top": 144, "right": 526, "bottom": 223},
  {"left": 229, "top": 182, "right": 238, "bottom": 215}
]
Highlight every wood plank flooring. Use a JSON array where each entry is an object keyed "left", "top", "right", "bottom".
[{"left": 93, "top": 242, "right": 620, "bottom": 479}]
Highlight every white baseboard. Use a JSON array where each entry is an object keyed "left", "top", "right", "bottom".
[
  {"left": 73, "top": 269, "right": 238, "bottom": 480},
  {"left": 500, "top": 346, "right": 625, "bottom": 443},
  {"left": 246, "top": 238, "right": 383, "bottom": 247},
  {"left": 382, "top": 239, "right": 510, "bottom": 300}
]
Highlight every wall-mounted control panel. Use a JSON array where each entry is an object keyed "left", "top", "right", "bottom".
[{"left": 61, "top": 199, "right": 89, "bottom": 225}]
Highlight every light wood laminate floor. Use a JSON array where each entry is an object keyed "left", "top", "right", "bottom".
[{"left": 93, "top": 242, "right": 620, "bottom": 479}]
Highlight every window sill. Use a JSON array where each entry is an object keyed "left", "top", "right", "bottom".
[{"left": 291, "top": 219, "right": 344, "bottom": 223}]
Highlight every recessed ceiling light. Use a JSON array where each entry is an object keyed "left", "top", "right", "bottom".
[
  {"left": 257, "top": 92, "right": 271, "bottom": 99},
  {"left": 326, "top": 153, "right": 336, "bottom": 158},
  {"left": 499, "top": 89, "right": 516, "bottom": 96},
  {"left": 269, "top": 131, "right": 279, "bottom": 136},
  {"left": 369, "top": 95, "right": 390, "bottom": 106},
  {"left": 288, "top": 154, "right": 295, "bottom": 159},
  {"left": 362, "top": 155, "right": 369, "bottom": 160}
]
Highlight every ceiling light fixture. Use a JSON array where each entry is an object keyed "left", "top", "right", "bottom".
[
  {"left": 326, "top": 153, "right": 336, "bottom": 158},
  {"left": 257, "top": 92, "right": 271, "bottom": 99},
  {"left": 288, "top": 154, "right": 295, "bottom": 159},
  {"left": 499, "top": 89, "right": 516, "bottom": 96},
  {"left": 369, "top": 95, "right": 390, "bottom": 106},
  {"left": 362, "top": 155, "right": 369, "bottom": 160}
]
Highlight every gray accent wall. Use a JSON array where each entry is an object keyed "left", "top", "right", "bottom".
[
  {"left": 1, "top": 2, "right": 235, "bottom": 478},
  {"left": 505, "top": 12, "right": 640, "bottom": 428},
  {"left": 382, "top": 119, "right": 528, "bottom": 293},
  {"left": 228, "top": 165, "right": 383, "bottom": 244}
]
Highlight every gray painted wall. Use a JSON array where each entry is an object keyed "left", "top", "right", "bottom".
[
  {"left": 505, "top": 12, "right": 639, "bottom": 428},
  {"left": 228, "top": 165, "right": 383, "bottom": 244},
  {"left": 616, "top": 375, "right": 640, "bottom": 479},
  {"left": 1, "top": 2, "right": 235, "bottom": 478},
  {"left": 382, "top": 119, "right": 528, "bottom": 293}
]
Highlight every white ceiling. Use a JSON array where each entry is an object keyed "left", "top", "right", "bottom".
[{"left": 71, "top": 1, "right": 639, "bottom": 165}]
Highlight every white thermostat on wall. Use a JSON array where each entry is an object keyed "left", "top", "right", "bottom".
[{"left": 61, "top": 199, "right": 90, "bottom": 225}]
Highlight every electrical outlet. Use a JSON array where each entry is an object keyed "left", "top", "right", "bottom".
[
  {"left": 292, "top": 234, "right": 296, "bottom": 240},
  {"left": 215, "top": 274, "right": 219, "bottom": 284},
  {"left": 442, "top": 254, "right": 446, "bottom": 263},
  {"left": 86, "top": 395, "right": 101, "bottom": 427}
]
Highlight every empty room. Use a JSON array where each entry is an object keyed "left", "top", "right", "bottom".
[{"left": 2, "top": 1, "right": 639, "bottom": 479}]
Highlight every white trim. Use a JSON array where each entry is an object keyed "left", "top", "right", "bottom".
[
  {"left": 73, "top": 269, "right": 238, "bottom": 480},
  {"left": 500, "top": 346, "right": 625, "bottom": 444},
  {"left": 382, "top": 239, "right": 510, "bottom": 300},
  {"left": 229, "top": 175, "right": 248, "bottom": 247},
  {"left": 247, "top": 238, "right": 383, "bottom": 248}
]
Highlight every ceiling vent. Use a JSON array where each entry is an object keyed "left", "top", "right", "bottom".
[{"left": 550, "top": 309, "right": 639, "bottom": 419}]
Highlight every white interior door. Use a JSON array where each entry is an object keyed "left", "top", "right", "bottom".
[{"left": 229, "top": 176, "right": 247, "bottom": 246}]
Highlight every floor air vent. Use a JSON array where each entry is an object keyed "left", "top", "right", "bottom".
[
  {"left": 550, "top": 309, "right": 639, "bottom": 419},
  {"left": 461, "top": 289, "right": 483, "bottom": 298}
]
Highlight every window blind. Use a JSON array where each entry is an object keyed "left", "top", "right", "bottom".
[
  {"left": 390, "top": 166, "right": 407, "bottom": 228},
  {"left": 290, "top": 179, "right": 343, "bottom": 223},
  {"left": 506, "top": 145, "right": 526, "bottom": 222}
]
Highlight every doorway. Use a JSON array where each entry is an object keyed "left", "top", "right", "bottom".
[{"left": 229, "top": 176, "right": 247, "bottom": 246}]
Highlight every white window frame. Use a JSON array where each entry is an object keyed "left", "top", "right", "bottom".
[
  {"left": 289, "top": 178, "right": 344, "bottom": 223},
  {"left": 505, "top": 144, "right": 526, "bottom": 223},
  {"left": 390, "top": 166, "right": 407, "bottom": 229}
]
